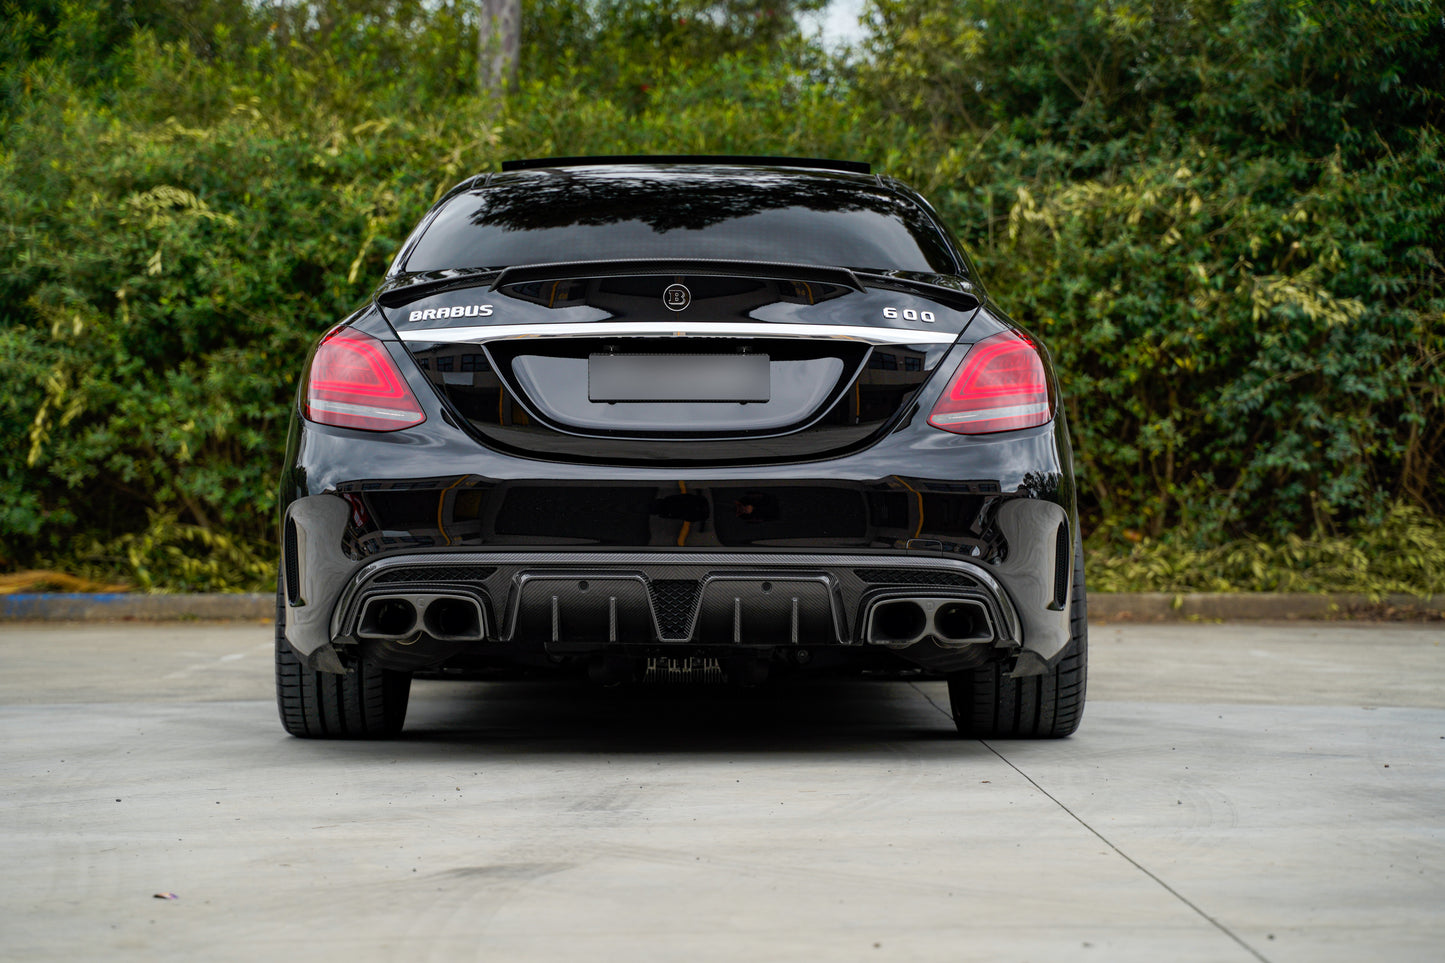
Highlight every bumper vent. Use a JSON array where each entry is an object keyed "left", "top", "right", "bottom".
[
  {"left": 283, "top": 518, "right": 300, "bottom": 604},
  {"left": 374, "top": 565, "right": 498, "bottom": 584},
  {"left": 856, "top": 568, "right": 975, "bottom": 587},
  {"left": 649, "top": 579, "right": 701, "bottom": 639},
  {"left": 1053, "top": 523, "right": 1070, "bottom": 608}
]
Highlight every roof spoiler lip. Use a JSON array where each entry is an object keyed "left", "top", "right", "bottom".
[
  {"left": 853, "top": 270, "right": 982, "bottom": 311},
  {"left": 488, "top": 258, "right": 866, "bottom": 293},
  {"left": 500, "top": 155, "right": 871, "bottom": 175},
  {"left": 376, "top": 267, "right": 501, "bottom": 308}
]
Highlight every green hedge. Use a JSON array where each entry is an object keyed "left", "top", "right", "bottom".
[{"left": 1, "top": 1, "right": 1441, "bottom": 592}]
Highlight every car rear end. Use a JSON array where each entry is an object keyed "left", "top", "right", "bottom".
[{"left": 276, "top": 159, "right": 1086, "bottom": 738}]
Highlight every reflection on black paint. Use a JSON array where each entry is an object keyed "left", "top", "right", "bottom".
[{"left": 404, "top": 167, "right": 959, "bottom": 275}]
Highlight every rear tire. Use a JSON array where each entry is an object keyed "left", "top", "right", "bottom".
[
  {"left": 946, "top": 534, "right": 1087, "bottom": 738},
  {"left": 274, "top": 582, "right": 411, "bottom": 738}
]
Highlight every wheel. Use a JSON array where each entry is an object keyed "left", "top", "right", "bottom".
[
  {"left": 274, "top": 580, "right": 411, "bottom": 738},
  {"left": 947, "top": 533, "right": 1088, "bottom": 738}
]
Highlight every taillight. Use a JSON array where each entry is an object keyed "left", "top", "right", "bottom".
[
  {"left": 303, "top": 327, "right": 426, "bottom": 432},
  {"left": 927, "top": 330, "right": 1052, "bottom": 434}
]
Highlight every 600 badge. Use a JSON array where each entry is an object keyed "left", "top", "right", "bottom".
[{"left": 883, "top": 307, "right": 936, "bottom": 323}]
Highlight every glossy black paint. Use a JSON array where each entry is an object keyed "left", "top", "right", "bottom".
[
  {"left": 399, "top": 166, "right": 964, "bottom": 276},
  {"left": 278, "top": 161, "right": 1078, "bottom": 679},
  {"left": 380, "top": 259, "right": 986, "bottom": 464},
  {"left": 282, "top": 298, "right": 1073, "bottom": 521},
  {"left": 282, "top": 410, "right": 1073, "bottom": 559}
]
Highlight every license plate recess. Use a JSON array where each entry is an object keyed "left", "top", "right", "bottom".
[{"left": 588, "top": 353, "right": 771, "bottom": 403}]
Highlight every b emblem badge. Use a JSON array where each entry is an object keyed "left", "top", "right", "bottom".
[{"left": 663, "top": 284, "right": 691, "bottom": 312}]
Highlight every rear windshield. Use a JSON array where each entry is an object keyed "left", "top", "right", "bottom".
[{"left": 402, "top": 168, "right": 959, "bottom": 275}]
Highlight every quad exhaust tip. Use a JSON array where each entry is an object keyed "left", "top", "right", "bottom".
[
  {"left": 864, "top": 597, "right": 993, "bottom": 647},
  {"left": 357, "top": 594, "right": 486, "bottom": 642}
]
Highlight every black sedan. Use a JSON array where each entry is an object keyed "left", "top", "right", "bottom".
[{"left": 276, "top": 156, "right": 1086, "bottom": 739}]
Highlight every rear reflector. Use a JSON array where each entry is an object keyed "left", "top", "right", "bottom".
[
  {"left": 304, "top": 327, "right": 426, "bottom": 432},
  {"left": 927, "top": 330, "right": 1052, "bottom": 434}
]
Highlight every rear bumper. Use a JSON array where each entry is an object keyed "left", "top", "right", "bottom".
[
  {"left": 282, "top": 497, "right": 1074, "bottom": 678},
  {"left": 279, "top": 407, "right": 1079, "bottom": 677}
]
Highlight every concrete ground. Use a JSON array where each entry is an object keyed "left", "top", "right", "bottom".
[{"left": 1, "top": 621, "right": 1441, "bottom": 962}]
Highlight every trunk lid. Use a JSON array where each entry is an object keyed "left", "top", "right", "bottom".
[{"left": 381, "top": 261, "right": 977, "bottom": 465}]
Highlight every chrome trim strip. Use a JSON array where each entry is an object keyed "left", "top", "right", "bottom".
[{"left": 396, "top": 321, "right": 958, "bottom": 346}]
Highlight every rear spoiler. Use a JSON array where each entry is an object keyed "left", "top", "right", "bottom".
[
  {"left": 377, "top": 259, "right": 865, "bottom": 308},
  {"left": 501, "top": 156, "right": 872, "bottom": 175},
  {"left": 377, "top": 259, "right": 979, "bottom": 312},
  {"left": 490, "top": 259, "right": 865, "bottom": 293}
]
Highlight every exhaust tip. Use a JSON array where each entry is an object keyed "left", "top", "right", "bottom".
[
  {"left": 866, "top": 599, "right": 928, "bottom": 646},
  {"left": 934, "top": 600, "right": 992, "bottom": 644},
  {"left": 865, "top": 596, "right": 997, "bottom": 647},
  {"left": 359, "top": 598, "right": 418, "bottom": 639},
  {"left": 424, "top": 597, "right": 484, "bottom": 641},
  {"left": 357, "top": 595, "right": 488, "bottom": 642}
]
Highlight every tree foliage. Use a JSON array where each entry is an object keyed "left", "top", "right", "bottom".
[
  {"left": 863, "top": 0, "right": 1445, "bottom": 542},
  {"left": 0, "top": 0, "right": 1441, "bottom": 591}
]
